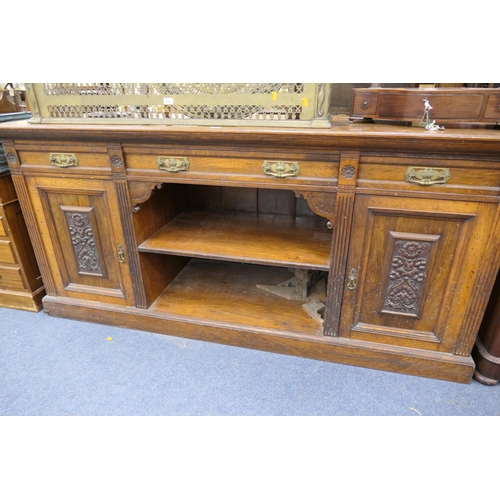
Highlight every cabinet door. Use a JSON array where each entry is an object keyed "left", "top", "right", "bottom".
[
  {"left": 339, "top": 195, "right": 497, "bottom": 353},
  {"left": 26, "top": 176, "right": 134, "bottom": 305}
]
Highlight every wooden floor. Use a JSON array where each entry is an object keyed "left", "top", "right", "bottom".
[
  {"left": 149, "top": 259, "right": 324, "bottom": 336},
  {"left": 138, "top": 209, "right": 332, "bottom": 270}
]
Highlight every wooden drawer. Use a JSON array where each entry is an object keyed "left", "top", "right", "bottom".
[
  {"left": 16, "top": 144, "right": 110, "bottom": 173},
  {"left": 350, "top": 88, "right": 500, "bottom": 123},
  {"left": 0, "top": 240, "right": 17, "bottom": 264},
  {"left": 124, "top": 148, "right": 338, "bottom": 186},
  {"left": 350, "top": 92, "right": 378, "bottom": 117},
  {"left": 0, "top": 265, "right": 25, "bottom": 290},
  {"left": 357, "top": 158, "right": 500, "bottom": 198}
]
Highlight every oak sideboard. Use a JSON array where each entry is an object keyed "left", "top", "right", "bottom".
[{"left": 1, "top": 118, "right": 499, "bottom": 383}]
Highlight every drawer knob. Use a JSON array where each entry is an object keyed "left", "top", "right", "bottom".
[
  {"left": 362, "top": 101, "right": 369, "bottom": 109},
  {"left": 50, "top": 153, "right": 78, "bottom": 168},
  {"left": 262, "top": 161, "right": 300, "bottom": 178},
  {"left": 405, "top": 167, "right": 450, "bottom": 186},
  {"left": 157, "top": 156, "right": 190, "bottom": 172}
]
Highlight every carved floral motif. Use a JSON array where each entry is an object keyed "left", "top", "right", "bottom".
[
  {"left": 65, "top": 211, "right": 102, "bottom": 274},
  {"left": 384, "top": 240, "right": 431, "bottom": 314},
  {"left": 6, "top": 152, "right": 17, "bottom": 164},
  {"left": 111, "top": 155, "right": 123, "bottom": 168},
  {"left": 341, "top": 165, "right": 356, "bottom": 179}
]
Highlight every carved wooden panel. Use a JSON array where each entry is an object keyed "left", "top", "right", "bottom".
[
  {"left": 339, "top": 194, "right": 488, "bottom": 353},
  {"left": 61, "top": 207, "right": 105, "bottom": 277},
  {"left": 296, "top": 191, "right": 336, "bottom": 221},
  {"left": 382, "top": 233, "right": 440, "bottom": 318},
  {"left": 24, "top": 176, "right": 132, "bottom": 304},
  {"left": 129, "top": 181, "right": 163, "bottom": 212}
]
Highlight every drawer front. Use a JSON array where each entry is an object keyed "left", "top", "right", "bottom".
[
  {"left": 484, "top": 95, "right": 500, "bottom": 120},
  {"left": 0, "top": 240, "right": 17, "bottom": 264},
  {"left": 0, "top": 265, "right": 25, "bottom": 290},
  {"left": 377, "top": 93, "right": 484, "bottom": 120},
  {"left": 357, "top": 158, "right": 500, "bottom": 197},
  {"left": 124, "top": 149, "right": 338, "bottom": 186},
  {"left": 17, "top": 146, "right": 110, "bottom": 173},
  {"left": 351, "top": 92, "right": 378, "bottom": 116}
]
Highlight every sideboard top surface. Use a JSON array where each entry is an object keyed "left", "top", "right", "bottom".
[{"left": 1, "top": 117, "right": 499, "bottom": 157}]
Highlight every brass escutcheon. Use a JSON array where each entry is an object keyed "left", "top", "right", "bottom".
[
  {"left": 157, "top": 156, "right": 190, "bottom": 172},
  {"left": 50, "top": 153, "right": 78, "bottom": 168},
  {"left": 347, "top": 269, "right": 357, "bottom": 290},
  {"left": 405, "top": 167, "right": 450, "bottom": 186},
  {"left": 262, "top": 160, "right": 300, "bottom": 178},
  {"left": 117, "top": 244, "right": 125, "bottom": 264}
]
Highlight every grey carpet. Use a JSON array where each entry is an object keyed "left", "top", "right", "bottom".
[{"left": 1, "top": 307, "right": 499, "bottom": 416}]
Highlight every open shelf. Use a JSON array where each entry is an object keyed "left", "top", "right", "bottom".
[
  {"left": 138, "top": 209, "right": 332, "bottom": 270},
  {"left": 149, "top": 259, "right": 324, "bottom": 336}
]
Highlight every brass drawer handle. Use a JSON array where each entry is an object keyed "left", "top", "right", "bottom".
[
  {"left": 50, "top": 153, "right": 78, "bottom": 168},
  {"left": 262, "top": 160, "right": 300, "bottom": 178},
  {"left": 405, "top": 167, "right": 450, "bottom": 186},
  {"left": 157, "top": 156, "right": 190, "bottom": 172}
]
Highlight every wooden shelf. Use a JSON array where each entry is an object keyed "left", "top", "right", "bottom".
[
  {"left": 138, "top": 209, "right": 332, "bottom": 270},
  {"left": 150, "top": 259, "right": 323, "bottom": 336}
]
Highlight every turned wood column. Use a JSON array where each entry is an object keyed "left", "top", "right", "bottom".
[{"left": 473, "top": 271, "right": 500, "bottom": 385}]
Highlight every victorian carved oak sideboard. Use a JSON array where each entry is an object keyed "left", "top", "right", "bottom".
[{"left": 1, "top": 118, "right": 499, "bottom": 383}]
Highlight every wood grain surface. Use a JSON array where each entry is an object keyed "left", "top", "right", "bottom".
[{"left": 139, "top": 209, "right": 331, "bottom": 270}]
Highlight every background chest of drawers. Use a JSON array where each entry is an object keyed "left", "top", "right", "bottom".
[{"left": 0, "top": 167, "right": 44, "bottom": 311}]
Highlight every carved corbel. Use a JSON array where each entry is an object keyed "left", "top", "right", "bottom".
[
  {"left": 295, "top": 191, "right": 336, "bottom": 224},
  {"left": 129, "top": 181, "right": 163, "bottom": 213}
]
